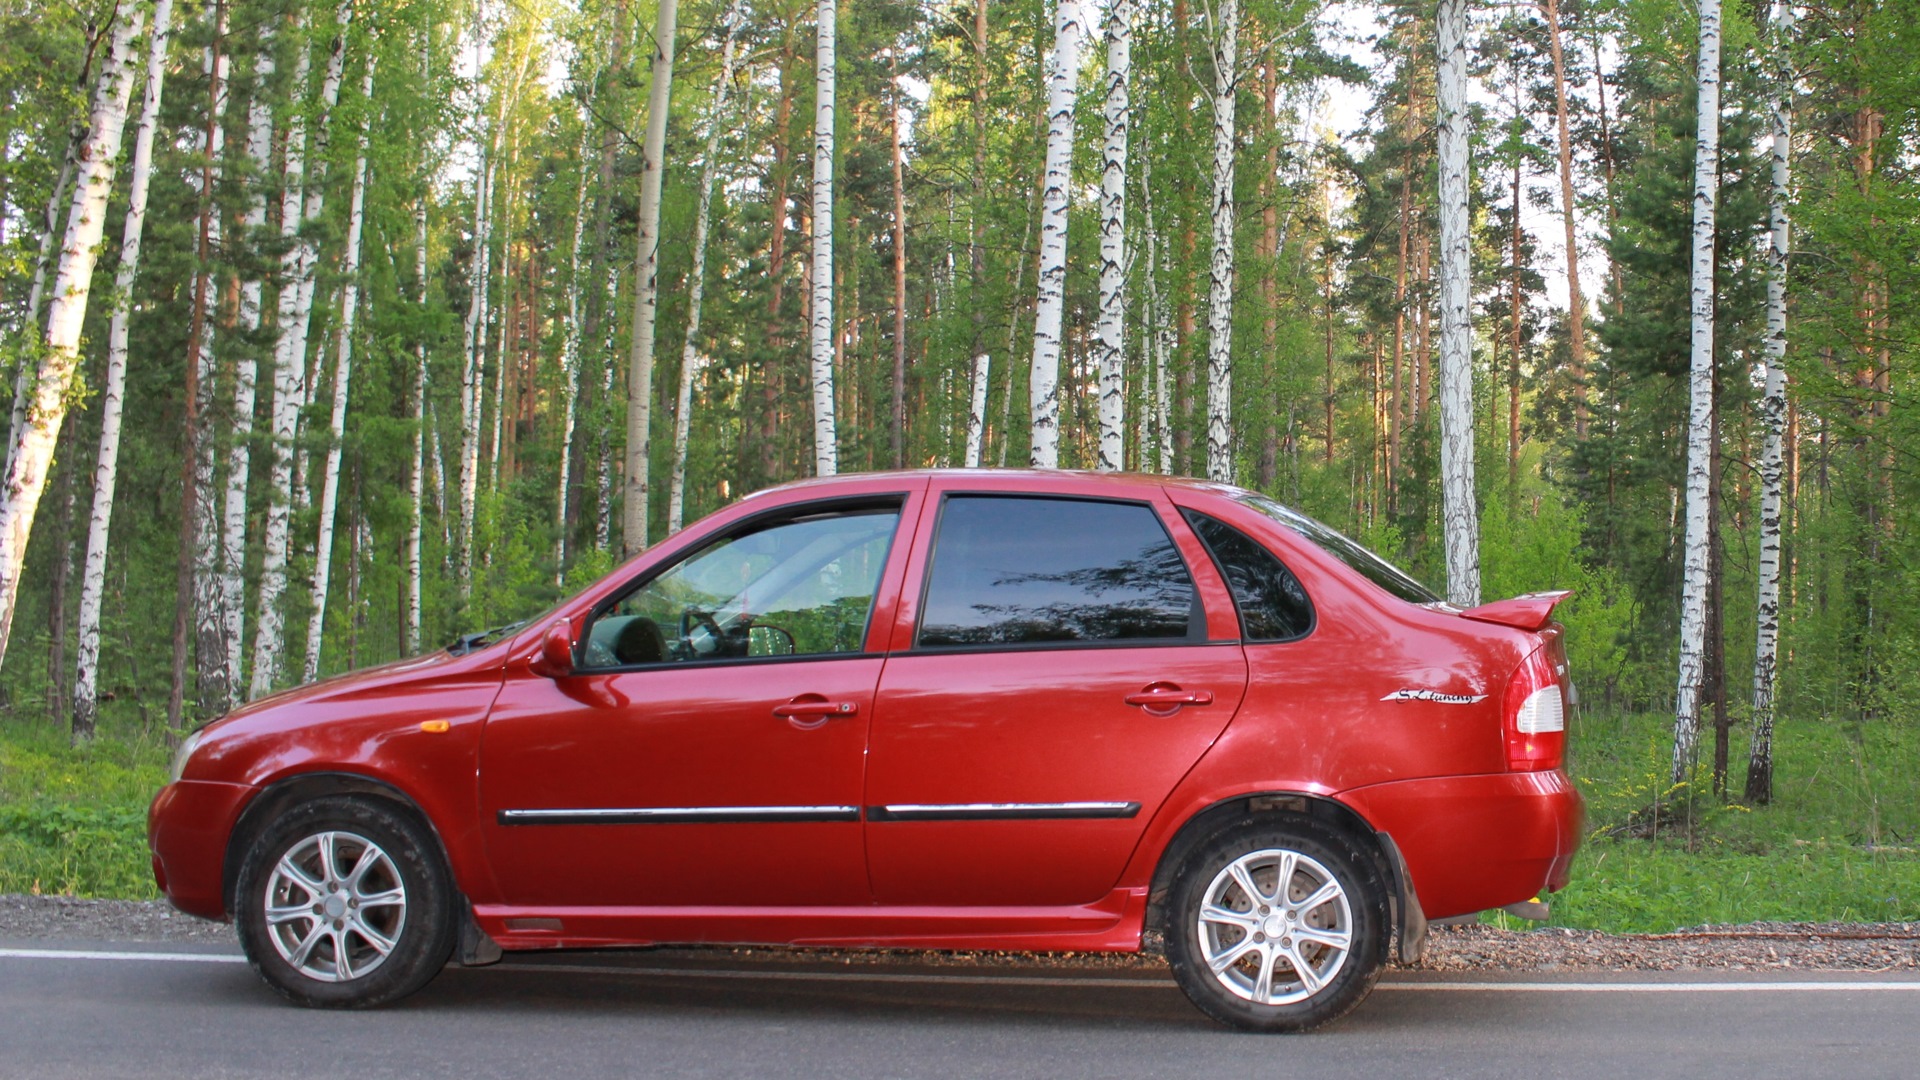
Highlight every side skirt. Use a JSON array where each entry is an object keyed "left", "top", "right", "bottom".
[{"left": 471, "top": 887, "right": 1151, "bottom": 955}]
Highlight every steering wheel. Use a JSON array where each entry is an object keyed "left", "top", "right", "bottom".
[{"left": 680, "top": 609, "right": 751, "bottom": 658}]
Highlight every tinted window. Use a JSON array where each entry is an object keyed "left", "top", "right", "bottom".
[
  {"left": 580, "top": 506, "right": 899, "bottom": 668},
  {"left": 918, "top": 497, "right": 1199, "bottom": 647},
  {"left": 1239, "top": 495, "right": 1440, "bottom": 604},
  {"left": 1183, "top": 511, "right": 1314, "bottom": 641}
]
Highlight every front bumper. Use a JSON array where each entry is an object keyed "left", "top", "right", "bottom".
[
  {"left": 1342, "top": 769, "right": 1583, "bottom": 921},
  {"left": 147, "top": 780, "right": 255, "bottom": 920}
]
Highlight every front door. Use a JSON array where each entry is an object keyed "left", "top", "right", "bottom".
[
  {"left": 480, "top": 500, "right": 908, "bottom": 908},
  {"left": 865, "top": 491, "right": 1248, "bottom": 906}
]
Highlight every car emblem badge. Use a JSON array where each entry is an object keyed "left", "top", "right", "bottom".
[{"left": 1380, "top": 689, "right": 1487, "bottom": 704}]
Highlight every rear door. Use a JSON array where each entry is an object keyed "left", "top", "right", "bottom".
[{"left": 864, "top": 483, "right": 1248, "bottom": 906}]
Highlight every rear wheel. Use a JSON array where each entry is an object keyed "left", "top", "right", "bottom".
[
  {"left": 1165, "top": 819, "right": 1388, "bottom": 1032},
  {"left": 234, "top": 796, "right": 455, "bottom": 1008}
]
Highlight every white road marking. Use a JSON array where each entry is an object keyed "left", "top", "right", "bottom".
[
  {"left": 0, "top": 948, "right": 246, "bottom": 964},
  {"left": 4, "top": 947, "right": 1918, "bottom": 993}
]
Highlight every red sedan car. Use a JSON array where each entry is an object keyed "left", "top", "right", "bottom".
[{"left": 150, "top": 469, "right": 1581, "bottom": 1031}]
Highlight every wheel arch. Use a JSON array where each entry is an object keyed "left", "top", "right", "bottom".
[
  {"left": 1145, "top": 791, "right": 1427, "bottom": 963},
  {"left": 221, "top": 771, "right": 456, "bottom": 917}
]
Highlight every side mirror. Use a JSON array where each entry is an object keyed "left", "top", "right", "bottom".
[{"left": 530, "top": 620, "right": 575, "bottom": 678}]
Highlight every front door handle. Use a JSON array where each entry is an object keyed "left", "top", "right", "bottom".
[
  {"left": 772, "top": 696, "right": 859, "bottom": 726},
  {"left": 1125, "top": 685, "right": 1215, "bottom": 713}
]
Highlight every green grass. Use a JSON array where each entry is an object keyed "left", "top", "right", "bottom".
[
  {"left": 0, "top": 721, "right": 169, "bottom": 899},
  {"left": 1538, "top": 708, "right": 1920, "bottom": 932},
  {"left": 1, "top": 710, "right": 1916, "bottom": 932}
]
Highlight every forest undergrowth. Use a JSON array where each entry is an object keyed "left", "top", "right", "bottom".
[{"left": 1, "top": 706, "right": 1914, "bottom": 933}]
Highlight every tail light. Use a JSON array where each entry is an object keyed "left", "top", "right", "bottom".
[{"left": 1504, "top": 646, "right": 1565, "bottom": 771}]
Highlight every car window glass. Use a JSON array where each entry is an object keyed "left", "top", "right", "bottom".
[
  {"left": 1239, "top": 495, "right": 1440, "bottom": 604},
  {"left": 918, "top": 496, "right": 1199, "bottom": 648},
  {"left": 1182, "top": 511, "right": 1313, "bottom": 642},
  {"left": 580, "top": 508, "right": 899, "bottom": 668}
]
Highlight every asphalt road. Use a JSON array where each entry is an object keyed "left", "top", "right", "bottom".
[{"left": 3, "top": 941, "right": 1917, "bottom": 1079}]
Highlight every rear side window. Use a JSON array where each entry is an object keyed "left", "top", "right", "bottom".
[
  {"left": 1183, "top": 511, "right": 1314, "bottom": 642},
  {"left": 918, "top": 496, "right": 1200, "bottom": 647}
]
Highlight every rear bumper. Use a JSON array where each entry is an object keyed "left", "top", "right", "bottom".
[
  {"left": 147, "top": 780, "right": 254, "bottom": 921},
  {"left": 1342, "top": 769, "right": 1583, "bottom": 921}
]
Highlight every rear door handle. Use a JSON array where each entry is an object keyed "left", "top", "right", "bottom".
[{"left": 1124, "top": 687, "right": 1215, "bottom": 710}]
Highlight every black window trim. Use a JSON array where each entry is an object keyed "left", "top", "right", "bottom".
[
  {"left": 575, "top": 493, "right": 909, "bottom": 674},
  {"left": 908, "top": 491, "right": 1215, "bottom": 654},
  {"left": 1180, "top": 507, "right": 1317, "bottom": 644}
]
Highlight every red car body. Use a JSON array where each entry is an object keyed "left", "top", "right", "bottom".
[{"left": 150, "top": 470, "right": 1582, "bottom": 1022}]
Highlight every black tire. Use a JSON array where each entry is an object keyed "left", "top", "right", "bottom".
[
  {"left": 234, "top": 795, "right": 456, "bottom": 1008},
  {"left": 1164, "top": 818, "right": 1389, "bottom": 1032}
]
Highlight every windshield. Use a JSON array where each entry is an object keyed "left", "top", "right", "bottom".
[{"left": 1238, "top": 495, "right": 1441, "bottom": 605}]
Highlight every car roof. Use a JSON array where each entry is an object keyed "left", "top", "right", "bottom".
[{"left": 747, "top": 468, "right": 1252, "bottom": 502}]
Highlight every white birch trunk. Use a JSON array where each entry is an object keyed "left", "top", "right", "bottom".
[
  {"left": 0, "top": 10, "right": 143, "bottom": 673},
  {"left": 1672, "top": 0, "right": 1722, "bottom": 785},
  {"left": 669, "top": 1, "right": 745, "bottom": 534},
  {"left": 808, "top": 0, "right": 840, "bottom": 477},
  {"left": 1095, "top": 0, "right": 1131, "bottom": 472},
  {"left": 73, "top": 0, "right": 174, "bottom": 741},
  {"left": 189, "top": 8, "right": 234, "bottom": 716},
  {"left": 1436, "top": 0, "right": 1480, "bottom": 606},
  {"left": 458, "top": 150, "right": 491, "bottom": 589},
  {"left": 1031, "top": 0, "right": 1085, "bottom": 469},
  {"left": 8, "top": 153, "right": 77, "bottom": 470},
  {"left": 554, "top": 61, "right": 601, "bottom": 581},
  {"left": 409, "top": 193, "right": 428, "bottom": 652},
  {"left": 222, "top": 25, "right": 276, "bottom": 693},
  {"left": 596, "top": 270, "right": 618, "bottom": 550},
  {"left": 1141, "top": 153, "right": 1172, "bottom": 475},
  {"left": 1747, "top": 0, "right": 1792, "bottom": 802},
  {"left": 303, "top": 62, "right": 374, "bottom": 684},
  {"left": 625, "top": 0, "right": 680, "bottom": 554},
  {"left": 252, "top": 5, "right": 352, "bottom": 696},
  {"left": 1203, "top": 0, "right": 1237, "bottom": 484},
  {"left": 964, "top": 352, "right": 990, "bottom": 467}
]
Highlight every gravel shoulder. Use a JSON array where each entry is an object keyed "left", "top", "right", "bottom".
[{"left": 4, "top": 894, "right": 1916, "bottom": 971}]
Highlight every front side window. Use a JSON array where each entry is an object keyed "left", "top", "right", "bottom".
[
  {"left": 917, "top": 496, "right": 1200, "bottom": 648},
  {"left": 579, "top": 505, "right": 900, "bottom": 669},
  {"left": 1184, "top": 510, "right": 1314, "bottom": 642}
]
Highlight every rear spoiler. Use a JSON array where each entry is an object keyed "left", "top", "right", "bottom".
[{"left": 1459, "top": 590, "right": 1573, "bottom": 632}]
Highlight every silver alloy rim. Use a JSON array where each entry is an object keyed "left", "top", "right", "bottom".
[
  {"left": 1196, "top": 847, "right": 1353, "bottom": 1006},
  {"left": 262, "top": 830, "right": 408, "bottom": 983}
]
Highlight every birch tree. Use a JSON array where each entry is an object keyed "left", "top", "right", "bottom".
[
  {"left": 1436, "top": 0, "right": 1480, "bottom": 606},
  {"left": 304, "top": 60, "right": 375, "bottom": 684},
  {"left": 625, "top": 0, "right": 680, "bottom": 553},
  {"left": 222, "top": 24, "right": 278, "bottom": 693},
  {"left": 1095, "top": 0, "right": 1132, "bottom": 472},
  {"left": 172, "top": 0, "right": 234, "bottom": 728},
  {"left": 0, "top": 8, "right": 143, "bottom": 675},
  {"left": 253, "top": 5, "right": 355, "bottom": 696},
  {"left": 669, "top": 1, "right": 745, "bottom": 533},
  {"left": 1672, "top": 0, "right": 1723, "bottom": 785},
  {"left": 1030, "top": 0, "right": 1086, "bottom": 469},
  {"left": 1746, "top": 0, "right": 1792, "bottom": 805},
  {"left": 409, "top": 192, "right": 428, "bottom": 652},
  {"left": 809, "top": 0, "right": 841, "bottom": 476},
  {"left": 964, "top": 352, "right": 990, "bottom": 467},
  {"left": 1203, "top": 0, "right": 1236, "bottom": 483},
  {"left": 73, "top": 0, "right": 174, "bottom": 742}
]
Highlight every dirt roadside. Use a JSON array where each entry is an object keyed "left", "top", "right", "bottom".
[{"left": 4, "top": 894, "right": 1916, "bottom": 971}]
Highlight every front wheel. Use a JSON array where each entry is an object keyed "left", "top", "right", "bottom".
[
  {"left": 1165, "top": 820, "right": 1388, "bottom": 1032},
  {"left": 234, "top": 795, "right": 455, "bottom": 1008}
]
